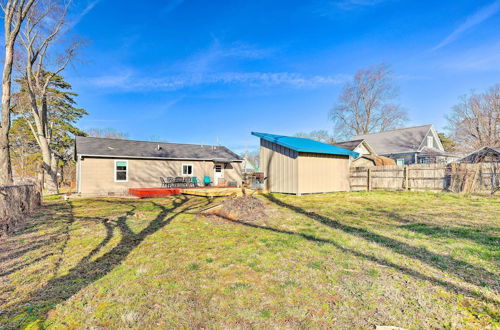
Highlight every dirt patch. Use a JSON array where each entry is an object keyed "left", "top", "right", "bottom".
[{"left": 204, "top": 195, "right": 267, "bottom": 222}]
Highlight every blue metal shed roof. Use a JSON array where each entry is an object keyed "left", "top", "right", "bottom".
[{"left": 251, "top": 132, "right": 359, "bottom": 157}]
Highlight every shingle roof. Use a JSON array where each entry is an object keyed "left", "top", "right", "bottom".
[
  {"left": 353, "top": 125, "right": 432, "bottom": 154},
  {"left": 251, "top": 132, "right": 359, "bottom": 157},
  {"left": 331, "top": 139, "right": 364, "bottom": 151},
  {"left": 75, "top": 136, "right": 243, "bottom": 162},
  {"left": 459, "top": 146, "right": 500, "bottom": 163},
  {"left": 419, "top": 147, "right": 458, "bottom": 157}
]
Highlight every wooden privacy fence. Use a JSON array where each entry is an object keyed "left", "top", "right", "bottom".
[
  {"left": 0, "top": 184, "right": 41, "bottom": 237},
  {"left": 350, "top": 163, "right": 499, "bottom": 194}
]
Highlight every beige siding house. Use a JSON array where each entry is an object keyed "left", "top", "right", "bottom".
[
  {"left": 75, "top": 137, "right": 243, "bottom": 196},
  {"left": 253, "top": 132, "right": 358, "bottom": 195}
]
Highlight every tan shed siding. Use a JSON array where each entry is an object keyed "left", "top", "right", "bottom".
[
  {"left": 79, "top": 157, "right": 242, "bottom": 195},
  {"left": 297, "top": 152, "right": 350, "bottom": 193},
  {"left": 260, "top": 140, "right": 298, "bottom": 194}
]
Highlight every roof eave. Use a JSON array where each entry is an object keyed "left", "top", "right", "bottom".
[{"left": 77, "top": 153, "right": 243, "bottom": 162}]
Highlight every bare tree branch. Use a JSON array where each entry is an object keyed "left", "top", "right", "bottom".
[{"left": 329, "top": 63, "right": 407, "bottom": 140}]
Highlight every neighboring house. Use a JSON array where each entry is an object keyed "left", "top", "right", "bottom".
[
  {"left": 353, "top": 124, "right": 458, "bottom": 165},
  {"left": 459, "top": 147, "right": 500, "bottom": 163},
  {"left": 332, "top": 139, "right": 376, "bottom": 157},
  {"left": 74, "top": 136, "right": 243, "bottom": 195},
  {"left": 242, "top": 156, "right": 258, "bottom": 172},
  {"left": 252, "top": 132, "right": 358, "bottom": 195},
  {"left": 331, "top": 139, "right": 395, "bottom": 167}
]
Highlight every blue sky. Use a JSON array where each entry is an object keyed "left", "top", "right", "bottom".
[{"left": 65, "top": 0, "right": 500, "bottom": 152}]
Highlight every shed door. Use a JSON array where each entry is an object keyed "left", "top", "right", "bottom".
[{"left": 214, "top": 164, "right": 224, "bottom": 185}]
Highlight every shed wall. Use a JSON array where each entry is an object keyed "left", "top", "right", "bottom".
[
  {"left": 79, "top": 157, "right": 242, "bottom": 195},
  {"left": 260, "top": 140, "right": 298, "bottom": 194},
  {"left": 297, "top": 153, "right": 350, "bottom": 193}
]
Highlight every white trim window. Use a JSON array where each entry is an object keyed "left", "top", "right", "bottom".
[
  {"left": 115, "top": 160, "right": 128, "bottom": 182},
  {"left": 427, "top": 136, "right": 433, "bottom": 148},
  {"left": 182, "top": 164, "right": 193, "bottom": 176}
]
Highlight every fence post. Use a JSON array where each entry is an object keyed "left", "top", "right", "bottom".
[
  {"left": 367, "top": 168, "right": 371, "bottom": 192},
  {"left": 404, "top": 166, "right": 410, "bottom": 190}
]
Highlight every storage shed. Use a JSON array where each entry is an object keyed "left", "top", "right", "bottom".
[{"left": 252, "top": 132, "right": 358, "bottom": 195}]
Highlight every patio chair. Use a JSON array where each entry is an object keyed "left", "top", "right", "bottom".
[
  {"left": 160, "top": 177, "right": 168, "bottom": 187},
  {"left": 203, "top": 176, "right": 212, "bottom": 187},
  {"left": 183, "top": 177, "right": 192, "bottom": 187},
  {"left": 174, "top": 177, "right": 184, "bottom": 187},
  {"left": 166, "top": 177, "right": 175, "bottom": 188},
  {"left": 192, "top": 177, "right": 200, "bottom": 187}
]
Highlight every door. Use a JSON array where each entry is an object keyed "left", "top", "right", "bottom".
[{"left": 214, "top": 163, "right": 224, "bottom": 186}]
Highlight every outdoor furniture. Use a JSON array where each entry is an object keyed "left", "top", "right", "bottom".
[
  {"left": 174, "top": 177, "right": 184, "bottom": 187},
  {"left": 183, "top": 177, "right": 192, "bottom": 187},
  {"left": 161, "top": 176, "right": 198, "bottom": 188},
  {"left": 203, "top": 176, "right": 212, "bottom": 186}
]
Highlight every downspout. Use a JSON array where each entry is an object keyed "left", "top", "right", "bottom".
[{"left": 77, "top": 155, "right": 82, "bottom": 194}]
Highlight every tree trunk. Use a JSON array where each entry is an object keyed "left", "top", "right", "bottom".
[
  {"left": 39, "top": 135, "right": 58, "bottom": 194},
  {"left": 0, "top": 39, "right": 15, "bottom": 185}
]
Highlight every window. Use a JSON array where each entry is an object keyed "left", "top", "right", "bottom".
[
  {"left": 427, "top": 136, "right": 433, "bottom": 148},
  {"left": 396, "top": 159, "right": 405, "bottom": 166},
  {"left": 182, "top": 164, "right": 193, "bottom": 176},
  {"left": 115, "top": 160, "right": 128, "bottom": 182},
  {"left": 215, "top": 164, "right": 222, "bottom": 173}
]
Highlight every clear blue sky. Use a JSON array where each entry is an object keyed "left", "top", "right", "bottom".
[{"left": 65, "top": 0, "right": 500, "bottom": 152}]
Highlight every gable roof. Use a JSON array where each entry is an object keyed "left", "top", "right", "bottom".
[
  {"left": 75, "top": 136, "right": 243, "bottom": 162},
  {"left": 251, "top": 132, "right": 359, "bottom": 157},
  {"left": 331, "top": 139, "right": 364, "bottom": 151},
  {"left": 459, "top": 146, "right": 500, "bottom": 163},
  {"left": 331, "top": 139, "right": 376, "bottom": 154},
  {"left": 353, "top": 124, "right": 436, "bottom": 154}
]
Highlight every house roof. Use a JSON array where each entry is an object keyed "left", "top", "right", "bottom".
[
  {"left": 419, "top": 147, "right": 459, "bottom": 157},
  {"left": 459, "top": 146, "right": 500, "bottom": 163},
  {"left": 353, "top": 124, "right": 434, "bottom": 154},
  {"left": 331, "top": 139, "right": 376, "bottom": 155},
  {"left": 75, "top": 136, "right": 243, "bottom": 162},
  {"left": 331, "top": 139, "right": 364, "bottom": 151},
  {"left": 251, "top": 132, "right": 359, "bottom": 157}
]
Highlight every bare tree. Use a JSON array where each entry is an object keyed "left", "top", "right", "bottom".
[
  {"left": 447, "top": 84, "right": 500, "bottom": 152},
  {"left": 0, "top": 0, "right": 37, "bottom": 185},
  {"left": 86, "top": 127, "right": 129, "bottom": 139},
  {"left": 18, "top": 0, "right": 79, "bottom": 193},
  {"left": 294, "top": 130, "right": 335, "bottom": 143},
  {"left": 330, "top": 63, "right": 407, "bottom": 139}
]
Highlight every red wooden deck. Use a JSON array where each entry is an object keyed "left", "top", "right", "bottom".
[
  {"left": 129, "top": 188, "right": 181, "bottom": 198},
  {"left": 128, "top": 186, "right": 234, "bottom": 198}
]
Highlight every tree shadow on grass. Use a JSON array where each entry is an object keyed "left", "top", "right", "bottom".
[
  {"left": 400, "top": 223, "right": 500, "bottom": 249},
  {"left": 217, "top": 214, "right": 498, "bottom": 305},
  {"left": 262, "top": 194, "right": 500, "bottom": 294},
  {"left": 2, "top": 195, "right": 209, "bottom": 328},
  {"left": 0, "top": 203, "right": 67, "bottom": 265}
]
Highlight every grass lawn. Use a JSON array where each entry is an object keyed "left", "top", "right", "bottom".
[{"left": 0, "top": 191, "right": 498, "bottom": 328}]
